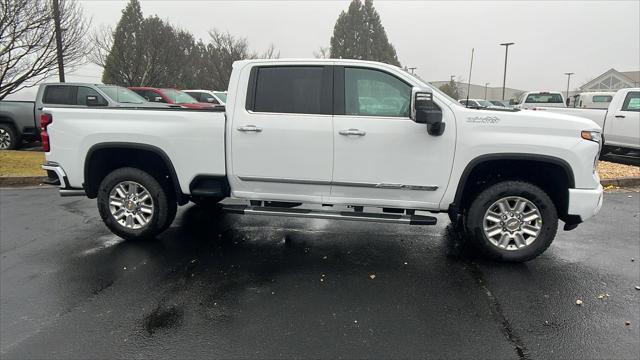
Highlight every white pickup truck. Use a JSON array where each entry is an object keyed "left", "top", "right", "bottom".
[
  {"left": 532, "top": 88, "right": 640, "bottom": 158},
  {"left": 41, "top": 59, "right": 604, "bottom": 262}
]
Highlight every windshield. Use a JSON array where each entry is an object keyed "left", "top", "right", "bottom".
[
  {"left": 477, "top": 100, "right": 494, "bottom": 107},
  {"left": 213, "top": 92, "right": 227, "bottom": 103},
  {"left": 162, "top": 89, "right": 198, "bottom": 104},
  {"left": 525, "top": 93, "right": 564, "bottom": 103},
  {"left": 97, "top": 86, "right": 147, "bottom": 104}
]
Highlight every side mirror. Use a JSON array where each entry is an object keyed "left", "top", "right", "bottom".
[
  {"left": 411, "top": 87, "right": 445, "bottom": 136},
  {"left": 86, "top": 95, "right": 104, "bottom": 106}
]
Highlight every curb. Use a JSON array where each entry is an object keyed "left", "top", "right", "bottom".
[
  {"left": 0, "top": 176, "right": 49, "bottom": 187},
  {"left": 600, "top": 177, "right": 640, "bottom": 188}
]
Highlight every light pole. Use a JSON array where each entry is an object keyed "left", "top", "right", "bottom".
[
  {"left": 484, "top": 82, "right": 490, "bottom": 100},
  {"left": 564, "top": 72, "right": 574, "bottom": 106},
  {"left": 500, "top": 42, "right": 515, "bottom": 100}
]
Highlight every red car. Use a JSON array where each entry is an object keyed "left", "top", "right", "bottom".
[{"left": 128, "top": 87, "right": 217, "bottom": 109}]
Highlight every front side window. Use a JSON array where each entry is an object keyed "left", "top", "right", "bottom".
[
  {"left": 345, "top": 67, "right": 411, "bottom": 117},
  {"left": 43, "top": 85, "right": 75, "bottom": 105},
  {"left": 621, "top": 91, "right": 640, "bottom": 112},
  {"left": 213, "top": 92, "right": 227, "bottom": 103},
  {"left": 98, "top": 86, "right": 146, "bottom": 104},
  {"left": 76, "top": 86, "right": 107, "bottom": 106},
  {"left": 253, "top": 66, "right": 328, "bottom": 114},
  {"left": 162, "top": 89, "right": 198, "bottom": 104}
]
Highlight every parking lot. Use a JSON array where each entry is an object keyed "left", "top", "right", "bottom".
[{"left": 1, "top": 186, "right": 639, "bottom": 359}]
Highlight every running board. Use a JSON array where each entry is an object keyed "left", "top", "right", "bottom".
[{"left": 222, "top": 205, "right": 437, "bottom": 225}]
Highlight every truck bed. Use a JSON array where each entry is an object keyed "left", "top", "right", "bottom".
[{"left": 44, "top": 107, "right": 226, "bottom": 194}]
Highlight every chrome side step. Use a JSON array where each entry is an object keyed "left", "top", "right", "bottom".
[{"left": 222, "top": 205, "right": 437, "bottom": 225}]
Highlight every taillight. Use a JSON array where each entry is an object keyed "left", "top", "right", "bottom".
[{"left": 40, "top": 113, "right": 52, "bottom": 152}]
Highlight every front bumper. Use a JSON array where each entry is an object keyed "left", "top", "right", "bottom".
[
  {"left": 42, "top": 161, "right": 86, "bottom": 196},
  {"left": 567, "top": 184, "right": 604, "bottom": 222}
]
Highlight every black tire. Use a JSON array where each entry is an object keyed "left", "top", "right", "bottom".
[
  {"left": 97, "top": 167, "right": 177, "bottom": 241},
  {"left": 0, "top": 123, "right": 19, "bottom": 150},
  {"left": 464, "top": 180, "right": 558, "bottom": 262}
]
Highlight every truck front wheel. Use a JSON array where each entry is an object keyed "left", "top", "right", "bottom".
[
  {"left": 465, "top": 181, "right": 558, "bottom": 262},
  {"left": 97, "top": 167, "right": 177, "bottom": 241}
]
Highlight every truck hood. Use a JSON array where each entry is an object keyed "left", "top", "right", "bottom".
[{"left": 462, "top": 108, "right": 602, "bottom": 132}]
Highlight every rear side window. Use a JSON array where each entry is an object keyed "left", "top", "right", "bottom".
[
  {"left": 592, "top": 95, "right": 613, "bottom": 103},
  {"left": 43, "top": 85, "right": 75, "bottom": 105},
  {"left": 525, "top": 93, "right": 564, "bottom": 103},
  {"left": 621, "top": 91, "right": 640, "bottom": 112},
  {"left": 251, "top": 66, "right": 331, "bottom": 114}
]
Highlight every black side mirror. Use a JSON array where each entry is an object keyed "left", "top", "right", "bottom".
[
  {"left": 86, "top": 95, "right": 103, "bottom": 106},
  {"left": 411, "top": 89, "right": 445, "bottom": 136}
]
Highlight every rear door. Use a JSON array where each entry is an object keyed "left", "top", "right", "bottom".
[
  {"left": 330, "top": 66, "right": 456, "bottom": 209},
  {"left": 230, "top": 65, "right": 334, "bottom": 202}
]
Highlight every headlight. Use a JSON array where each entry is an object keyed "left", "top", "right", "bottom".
[{"left": 581, "top": 130, "right": 602, "bottom": 144}]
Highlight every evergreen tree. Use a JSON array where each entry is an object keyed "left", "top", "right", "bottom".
[
  {"left": 330, "top": 0, "right": 400, "bottom": 66},
  {"left": 102, "top": 0, "right": 145, "bottom": 85},
  {"left": 439, "top": 78, "right": 461, "bottom": 100}
]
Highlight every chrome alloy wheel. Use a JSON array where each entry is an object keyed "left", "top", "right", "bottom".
[
  {"left": 0, "top": 128, "right": 11, "bottom": 149},
  {"left": 483, "top": 196, "right": 542, "bottom": 251},
  {"left": 109, "top": 181, "right": 154, "bottom": 229}
]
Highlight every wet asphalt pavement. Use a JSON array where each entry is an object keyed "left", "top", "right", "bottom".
[{"left": 1, "top": 187, "right": 639, "bottom": 359}]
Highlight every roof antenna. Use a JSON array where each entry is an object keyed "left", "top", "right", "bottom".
[{"left": 465, "top": 48, "right": 474, "bottom": 108}]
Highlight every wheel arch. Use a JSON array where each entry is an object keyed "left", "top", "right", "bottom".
[
  {"left": 83, "top": 142, "right": 186, "bottom": 204},
  {"left": 449, "top": 153, "right": 575, "bottom": 221}
]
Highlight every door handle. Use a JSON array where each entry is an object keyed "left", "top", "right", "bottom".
[
  {"left": 614, "top": 115, "right": 625, "bottom": 118},
  {"left": 237, "top": 125, "right": 263, "bottom": 132},
  {"left": 339, "top": 128, "right": 366, "bottom": 136}
]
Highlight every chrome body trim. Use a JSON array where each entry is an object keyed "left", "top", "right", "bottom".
[
  {"left": 42, "top": 162, "right": 69, "bottom": 188},
  {"left": 236, "top": 176, "right": 438, "bottom": 191}
]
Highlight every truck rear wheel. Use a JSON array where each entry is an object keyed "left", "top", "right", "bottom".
[
  {"left": 97, "top": 167, "right": 177, "bottom": 241},
  {"left": 0, "top": 123, "right": 18, "bottom": 150},
  {"left": 465, "top": 181, "right": 558, "bottom": 262}
]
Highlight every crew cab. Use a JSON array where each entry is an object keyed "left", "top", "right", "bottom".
[
  {"left": 41, "top": 59, "right": 604, "bottom": 262},
  {"left": 0, "top": 83, "right": 164, "bottom": 150},
  {"left": 533, "top": 88, "right": 639, "bottom": 158}
]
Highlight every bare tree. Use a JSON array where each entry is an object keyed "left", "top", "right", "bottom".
[
  {"left": 314, "top": 46, "right": 330, "bottom": 59},
  {"left": 88, "top": 24, "right": 114, "bottom": 69},
  {"left": 0, "top": 0, "right": 90, "bottom": 100}
]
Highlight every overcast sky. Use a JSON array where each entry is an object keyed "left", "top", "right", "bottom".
[{"left": 9, "top": 0, "right": 640, "bottom": 99}]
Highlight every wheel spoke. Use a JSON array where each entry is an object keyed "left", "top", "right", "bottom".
[
  {"left": 134, "top": 214, "right": 146, "bottom": 226},
  {"left": 140, "top": 204, "right": 153, "bottom": 214},
  {"left": 115, "top": 185, "right": 127, "bottom": 198},
  {"left": 515, "top": 199, "right": 527, "bottom": 213},
  {"left": 138, "top": 193, "right": 150, "bottom": 203},
  {"left": 522, "top": 224, "right": 539, "bottom": 237},
  {"left": 113, "top": 208, "right": 126, "bottom": 220},
  {"left": 486, "top": 226, "right": 503, "bottom": 238},
  {"left": 497, "top": 200, "right": 509, "bottom": 213},
  {"left": 486, "top": 211, "right": 501, "bottom": 224},
  {"left": 523, "top": 213, "right": 539, "bottom": 222},
  {"left": 498, "top": 233, "right": 511, "bottom": 247},
  {"left": 125, "top": 214, "right": 134, "bottom": 228},
  {"left": 514, "top": 233, "right": 526, "bottom": 248}
]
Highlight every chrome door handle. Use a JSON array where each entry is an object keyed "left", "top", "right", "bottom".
[
  {"left": 237, "top": 125, "right": 263, "bottom": 132},
  {"left": 339, "top": 128, "right": 366, "bottom": 136}
]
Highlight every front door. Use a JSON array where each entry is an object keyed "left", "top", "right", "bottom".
[
  {"left": 230, "top": 65, "right": 334, "bottom": 202},
  {"left": 605, "top": 90, "right": 640, "bottom": 148},
  {"left": 330, "top": 67, "right": 456, "bottom": 209}
]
